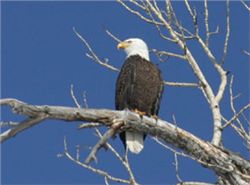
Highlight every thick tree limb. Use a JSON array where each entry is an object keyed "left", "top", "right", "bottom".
[
  {"left": 1, "top": 98, "right": 250, "bottom": 184},
  {"left": 177, "top": 182, "right": 215, "bottom": 185}
]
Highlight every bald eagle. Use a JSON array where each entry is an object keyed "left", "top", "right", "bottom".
[{"left": 116, "top": 38, "right": 164, "bottom": 154}]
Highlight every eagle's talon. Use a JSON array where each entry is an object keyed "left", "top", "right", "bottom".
[
  {"left": 134, "top": 109, "right": 147, "bottom": 117},
  {"left": 152, "top": 114, "right": 158, "bottom": 120}
]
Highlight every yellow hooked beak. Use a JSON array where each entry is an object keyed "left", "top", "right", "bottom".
[{"left": 117, "top": 41, "right": 130, "bottom": 49}]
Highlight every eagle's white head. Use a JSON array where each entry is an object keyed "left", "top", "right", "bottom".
[{"left": 117, "top": 38, "right": 149, "bottom": 61}]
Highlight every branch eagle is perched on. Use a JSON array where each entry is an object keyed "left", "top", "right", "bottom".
[{"left": 116, "top": 38, "right": 164, "bottom": 154}]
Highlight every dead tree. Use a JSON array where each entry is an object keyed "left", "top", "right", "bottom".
[{"left": 1, "top": 1, "right": 250, "bottom": 184}]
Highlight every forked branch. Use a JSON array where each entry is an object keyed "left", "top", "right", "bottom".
[{"left": 1, "top": 98, "right": 250, "bottom": 184}]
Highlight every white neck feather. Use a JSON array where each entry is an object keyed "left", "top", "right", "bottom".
[{"left": 126, "top": 49, "right": 150, "bottom": 61}]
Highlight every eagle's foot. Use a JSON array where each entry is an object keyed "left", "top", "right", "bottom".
[
  {"left": 134, "top": 109, "right": 147, "bottom": 118},
  {"left": 152, "top": 114, "right": 158, "bottom": 120}
]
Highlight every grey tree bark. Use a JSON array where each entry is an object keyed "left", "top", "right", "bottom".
[{"left": 1, "top": 98, "right": 249, "bottom": 184}]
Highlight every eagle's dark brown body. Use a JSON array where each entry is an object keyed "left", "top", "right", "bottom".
[{"left": 115, "top": 55, "right": 164, "bottom": 147}]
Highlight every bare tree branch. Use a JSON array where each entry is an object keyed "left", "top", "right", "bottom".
[
  {"left": 74, "top": 27, "right": 198, "bottom": 91},
  {"left": 204, "top": 0, "right": 210, "bottom": 47},
  {"left": 69, "top": 86, "right": 139, "bottom": 184},
  {"left": 164, "top": 81, "right": 200, "bottom": 88},
  {"left": 78, "top": 122, "right": 102, "bottom": 129},
  {"left": 222, "top": 102, "right": 250, "bottom": 130},
  {"left": 73, "top": 27, "right": 119, "bottom": 72},
  {"left": 219, "top": 75, "right": 250, "bottom": 147},
  {"left": 3, "top": 1, "right": 247, "bottom": 184},
  {"left": 105, "top": 28, "right": 121, "bottom": 43},
  {"left": 174, "top": 153, "right": 183, "bottom": 183},
  {"left": 243, "top": 50, "right": 250, "bottom": 56},
  {"left": 63, "top": 137, "right": 131, "bottom": 184},
  {"left": 184, "top": 0, "right": 199, "bottom": 35},
  {"left": 117, "top": 0, "right": 163, "bottom": 26},
  {"left": 0, "top": 121, "right": 19, "bottom": 127},
  {"left": 241, "top": 0, "right": 250, "bottom": 12},
  {"left": 0, "top": 116, "right": 47, "bottom": 143},
  {"left": 177, "top": 182, "right": 215, "bottom": 185},
  {"left": 1, "top": 98, "right": 250, "bottom": 184},
  {"left": 94, "top": 128, "right": 138, "bottom": 185},
  {"left": 142, "top": 0, "right": 223, "bottom": 146},
  {"left": 221, "top": 0, "right": 230, "bottom": 65},
  {"left": 70, "top": 84, "right": 81, "bottom": 108},
  {"left": 151, "top": 49, "right": 186, "bottom": 60},
  {"left": 85, "top": 121, "right": 123, "bottom": 164}
]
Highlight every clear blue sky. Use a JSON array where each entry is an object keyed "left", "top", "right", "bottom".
[{"left": 1, "top": 1, "right": 249, "bottom": 184}]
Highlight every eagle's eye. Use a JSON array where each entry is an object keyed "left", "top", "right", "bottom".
[{"left": 127, "top": 40, "right": 132, "bottom": 44}]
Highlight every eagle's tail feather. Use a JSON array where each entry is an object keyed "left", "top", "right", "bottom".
[{"left": 126, "top": 131, "right": 144, "bottom": 154}]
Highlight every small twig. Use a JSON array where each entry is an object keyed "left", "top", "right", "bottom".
[
  {"left": 184, "top": 0, "right": 199, "bottom": 35},
  {"left": 204, "top": 0, "right": 210, "bottom": 47},
  {"left": 104, "top": 176, "right": 110, "bottom": 185},
  {"left": 85, "top": 119, "right": 124, "bottom": 164},
  {"left": 184, "top": 0, "right": 194, "bottom": 17},
  {"left": 208, "top": 26, "right": 220, "bottom": 37},
  {"left": 221, "top": 0, "right": 230, "bottom": 65},
  {"left": 70, "top": 84, "right": 81, "bottom": 108},
  {"left": 117, "top": 0, "right": 163, "bottom": 26},
  {"left": 172, "top": 114, "right": 177, "bottom": 125},
  {"left": 105, "top": 29, "right": 121, "bottom": 43},
  {"left": 222, "top": 103, "right": 250, "bottom": 129},
  {"left": 78, "top": 122, "right": 102, "bottom": 129},
  {"left": 241, "top": 0, "right": 250, "bottom": 12},
  {"left": 0, "top": 116, "right": 48, "bottom": 143},
  {"left": 151, "top": 49, "right": 186, "bottom": 60},
  {"left": 85, "top": 127, "right": 118, "bottom": 164},
  {"left": 73, "top": 27, "right": 119, "bottom": 72},
  {"left": 241, "top": 112, "right": 250, "bottom": 126},
  {"left": 228, "top": 75, "right": 247, "bottom": 133},
  {"left": 76, "top": 144, "right": 80, "bottom": 161},
  {"left": 232, "top": 93, "right": 242, "bottom": 101},
  {"left": 221, "top": 75, "right": 250, "bottom": 145},
  {"left": 164, "top": 1, "right": 195, "bottom": 40},
  {"left": 174, "top": 153, "right": 183, "bottom": 183},
  {"left": 130, "top": 0, "right": 146, "bottom": 10},
  {"left": 124, "top": 148, "right": 137, "bottom": 185},
  {"left": 0, "top": 121, "right": 19, "bottom": 127},
  {"left": 95, "top": 128, "right": 122, "bottom": 161},
  {"left": 229, "top": 75, "right": 236, "bottom": 111},
  {"left": 145, "top": 2, "right": 176, "bottom": 42},
  {"left": 222, "top": 117, "right": 246, "bottom": 142},
  {"left": 164, "top": 81, "right": 200, "bottom": 88},
  {"left": 243, "top": 50, "right": 250, "bottom": 57},
  {"left": 94, "top": 128, "right": 138, "bottom": 184},
  {"left": 63, "top": 137, "right": 130, "bottom": 184},
  {"left": 82, "top": 91, "right": 89, "bottom": 108}
]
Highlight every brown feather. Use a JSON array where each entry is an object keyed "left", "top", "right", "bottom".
[{"left": 115, "top": 55, "right": 164, "bottom": 148}]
